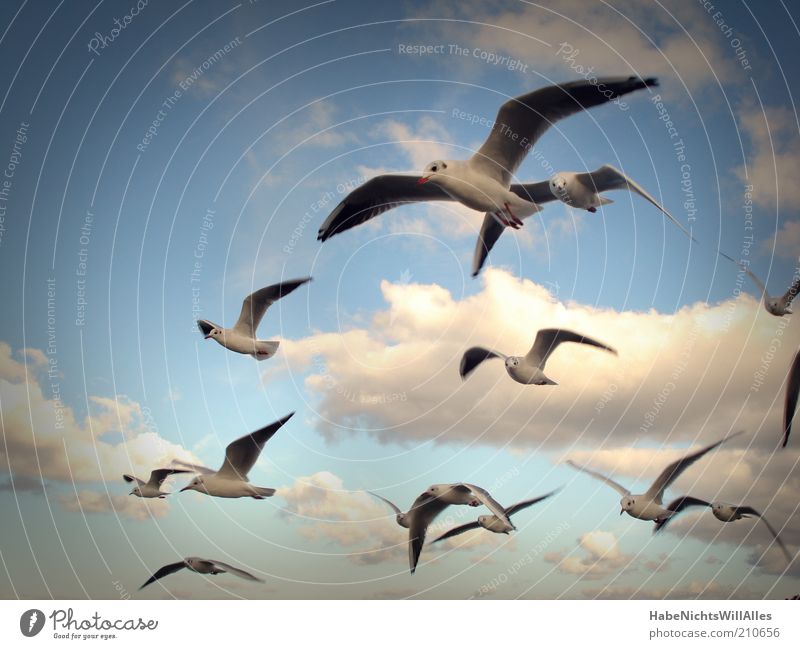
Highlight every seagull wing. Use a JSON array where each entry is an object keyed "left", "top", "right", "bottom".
[
  {"left": 209, "top": 560, "right": 264, "bottom": 582},
  {"left": 431, "top": 520, "right": 482, "bottom": 543},
  {"left": 742, "top": 265, "right": 768, "bottom": 297},
  {"left": 122, "top": 474, "right": 144, "bottom": 486},
  {"left": 470, "top": 180, "right": 557, "bottom": 277},
  {"left": 169, "top": 460, "right": 216, "bottom": 475},
  {"left": 459, "top": 346, "right": 506, "bottom": 379},
  {"left": 139, "top": 561, "right": 187, "bottom": 590},
  {"left": 217, "top": 412, "right": 295, "bottom": 479},
  {"left": 566, "top": 460, "right": 630, "bottom": 496},
  {"left": 783, "top": 350, "right": 800, "bottom": 447},
  {"left": 779, "top": 276, "right": 800, "bottom": 310},
  {"left": 737, "top": 507, "right": 792, "bottom": 563},
  {"left": 232, "top": 278, "right": 311, "bottom": 338},
  {"left": 653, "top": 495, "right": 711, "bottom": 533},
  {"left": 317, "top": 174, "right": 453, "bottom": 241},
  {"left": 470, "top": 77, "right": 658, "bottom": 185},
  {"left": 407, "top": 493, "right": 451, "bottom": 574},
  {"left": 471, "top": 214, "right": 506, "bottom": 278},
  {"left": 367, "top": 491, "right": 403, "bottom": 516},
  {"left": 460, "top": 483, "right": 515, "bottom": 530},
  {"left": 526, "top": 328, "right": 617, "bottom": 368},
  {"left": 504, "top": 489, "right": 560, "bottom": 517},
  {"left": 644, "top": 431, "right": 743, "bottom": 503},
  {"left": 575, "top": 165, "right": 696, "bottom": 242},
  {"left": 147, "top": 468, "right": 191, "bottom": 488}
]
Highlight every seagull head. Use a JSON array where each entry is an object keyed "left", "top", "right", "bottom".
[
  {"left": 197, "top": 320, "right": 222, "bottom": 340},
  {"left": 620, "top": 496, "right": 635, "bottom": 515},
  {"left": 549, "top": 175, "right": 569, "bottom": 196},
  {"left": 129, "top": 486, "right": 140, "bottom": 497},
  {"left": 418, "top": 160, "right": 450, "bottom": 184},
  {"left": 504, "top": 356, "right": 520, "bottom": 369},
  {"left": 396, "top": 513, "right": 409, "bottom": 528},
  {"left": 180, "top": 476, "right": 204, "bottom": 493}
]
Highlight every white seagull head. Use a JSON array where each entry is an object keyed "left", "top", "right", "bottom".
[
  {"left": 549, "top": 175, "right": 569, "bottom": 194},
  {"left": 197, "top": 319, "right": 223, "bottom": 341},
  {"left": 620, "top": 495, "right": 636, "bottom": 515},
  {"left": 418, "top": 159, "right": 451, "bottom": 185},
  {"left": 180, "top": 476, "right": 206, "bottom": 494}
]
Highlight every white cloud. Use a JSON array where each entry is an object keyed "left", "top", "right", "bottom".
[
  {"left": 545, "top": 530, "right": 636, "bottom": 580},
  {"left": 57, "top": 490, "right": 170, "bottom": 521}
]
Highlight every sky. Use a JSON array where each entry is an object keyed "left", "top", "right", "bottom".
[{"left": 1, "top": 0, "right": 800, "bottom": 600}]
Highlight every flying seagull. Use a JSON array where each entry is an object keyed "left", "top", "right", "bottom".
[
  {"left": 433, "top": 489, "right": 559, "bottom": 542},
  {"left": 139, "top": 557, "right": 263, "bottom": 590},
  {"left": 719, "top": 253, "right": 800, "bottom": 317},
  {"left": 566, "top": 431, "right": 743, "bottom": 523},
  {"left": 783, "top": 350, "right": 800, "bottom": 447},
  {"left": 471, "top": 164, "right": 696, "bottom": 276},
  {"left": 460, "top": 328, "right": 616, "bottom": 385},
  {"left": 405, "top": 483, "right": 512, "bottom": 574},
  {"left": 318, "top": 76, "right": 658, "bottom": 244},
  {"left": 654, "top": 496, "right": 792, "bottom": 563},
  {"left": 368, "top": 491, "right": 411, "bottom": 528},
  {"left": 175, "top": 413, "right": 294, "bottom": 499},
  {"left": 123, "top": 469, "right": 191, "bottom": 498},
  {"left": 197, "top": 277, "right": 311, "bottom": 360}
]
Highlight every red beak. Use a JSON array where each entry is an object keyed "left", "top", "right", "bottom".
[
  {"left": 417, "top": 177, "right": 429, "bottom": 184},
  {"left": 204, "top": 333, "right": 212, "bottom": 339}
]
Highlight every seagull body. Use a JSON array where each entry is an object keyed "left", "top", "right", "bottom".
[
  {"left": 655, "top": 496, "right": 792, "bottom": 562},
  {"left": 197, "top": 277, "right": 311, "bottom": 360},
  {"left": 397, "top": 483, "right": 515, "bottom": 573},
  {"left": 123, "top": 469, "right": 191, "bottom": 498},
  {"left": 176, "top": 413, "right": 294, "bottom": 500},
  {"left": 783, "top": 350, "right": 800, "bottom": 447},
  {"left": 139, "top": 556, "right": 262, "bottom": 590},
  {"left": 318, "top": 77, "right": 658, "bottom": 246},
  {"left": 567, "top": 432, "right": 742, "bottom": 523},
  {"left": 433, "top": 490, "right": 558, "bottom": 542},
  {"left": 460, "top": 328, "right": 616, "bottom": 386}
]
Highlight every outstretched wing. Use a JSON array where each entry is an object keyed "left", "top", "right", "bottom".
[
  {"left": 783, "top": 350, "right": 800, "bottom": 448},
  {"left": 575, "top": 165, "right": 696, "bottom": 242},
  {"left": 431, "top": 520, "right": 482, "bottom": 543},
  {"left": 232, "top": 278, "right": 311, "bottom": 337},
  {"left": 169, "top": 460, "right": 216, "bottom": 475},
  {"left": 209, "top": 560, "right": 264, "bottom": 582},
  {"left": 566, "top": 460, "right": 630, "bottom": 496},
  {"left": 367, "top": 491, "right": 403, "bottom": 516},
  {"left": 139, "top": 561, "right": 187, "bottom": 590},
  {"left": 645, "top": 431, "right": 743, "bottom": 503},
  {"left": 459, "top": 347, "right": 506, "bottom": 379},
  {"left": 470, "top": 77, "right": 658, "bottom": 185},
  {"left": 504, "top": 489, "right": 560, "bottom": 517},
  {"left": 653, "top": 495, "right": 710, "bottom": 533},
  {"left": 317, "top": 174, "right": 453, "bottom": 241},
  {"left": 122, "top": 474, "right": 144, "bottom": 486},
  {"left": 407, "top": 494, "right": 451, "bottom": 574},
  {"left": 526, "top": 328, "right": 616, "bottom": 368},
  {"left": 736, "top": 507, "right": 792, "bottom": 563},
  {"left": 217, "top": 413, "right": 295, "bottom": 479},
  {"left": 780, "top": 276, "right": 800, "bottom": 309},
  {"left": 147, "top": 468, "right": 191, "bottom": 488}
]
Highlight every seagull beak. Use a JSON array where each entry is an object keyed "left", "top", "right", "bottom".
[
  {"left": 619, "top": 509, "right": 624, "bottom": 516},
  {"left": 180, "top": 486, "right": 191, "bottom": 492},
  {"left": 204, "top": 333, "right": 213, "bottom": 339},
  {"left": 417, "top": 176, "right": 429, "bottom": 184}
]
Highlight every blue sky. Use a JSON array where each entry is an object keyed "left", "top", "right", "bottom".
[{"left": 2, "top": 0, "right": 800, "bottom": 599}]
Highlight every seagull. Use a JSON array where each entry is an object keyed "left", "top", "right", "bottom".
[
  {"left": 367, "top": 492, "right": 410, "bottom": 528},
  {"left": 654, "top": 496, "right": 792, "bottom": 563},
  {"left": 566, "top": 431, "right": 742, "bottom": 523},
  {"left": 175, "top": 413, "right": 294, "bottom": 499},
  {"left": 460, "top": 328, "right": 616, "bottom": 385},
  {"left": 405, "top": 483, "right": 511, "bottom": 574},
  {"left": 432, "top": 489, "right": 559, "bottom": 542},
  {"left": 139, "top": 557, "right": 263, "bottom": 590},
  {"left": 720, "top": 254, "right": 800, "bottom": 316},
  {"left": 123, "top": 469, "right": 191, "bottom": 498},
  {"left": 471, "top": 164, "right": 696, "bottom": 276},
  {"left": 783, "top": 350, "right": 800, "bottom": 447},
  {"left": 197, "top": 277, "right": 311, "bottom": 360},
  {"left": 317, "top": 76, "right": 658, "bottom": 244}
]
